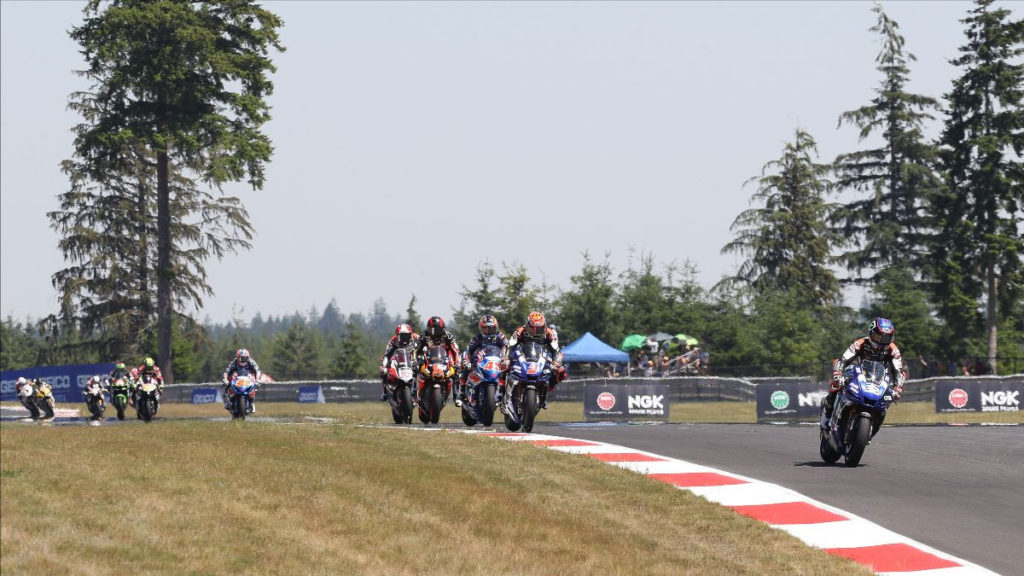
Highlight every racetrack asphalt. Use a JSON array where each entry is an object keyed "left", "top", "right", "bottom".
[{"left": 532, "top": 422, "right": 1023, "bottom": 576}]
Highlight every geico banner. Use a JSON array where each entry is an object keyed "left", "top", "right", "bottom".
[
  {"left": 935, "top": 380, "right": 1022, "bottom": 413},
  {"left": 1, "top": 363, "right": 115, "bottom": 403},
  {"left": 756, "top": 380, "right": 827, "bottom": 421},
  {"left": 583, "top": 382, "right": 669, "bottom": 422},
  {"left": 191, "top": 388, "right": 223, "bottom": 404},
  {"left": 297, "top": 385, "right": 325, "bottom": 403}
]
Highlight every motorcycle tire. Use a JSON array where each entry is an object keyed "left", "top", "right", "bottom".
[
  {"left": 819, "top": 430, "right": 840, "bottom": 464},
  {"left": 142, "top": 398, "right": 155, "bottom": 422},
  {"left": 24, "top": 402, "right": 41, "bottom": 420},
  {"left": 114, "top": 397, "right": 126, "bottom": 421},
  {"left": 503, "top": 411, "right": 521, "bottom": 432},
  {"left": 461, "top": 404, "right": 478, "bottom": 427},
  {"left": 844, "top": 413, "right": 871, "bottom": 467},
  {"left": 479, "top": 384, "right": 496, "bottom": 427},
  {"left": 428, "top": 387, "right": 443, "bottom": 425},
  {"left": 232, "top": 396, "right": 246, "bottom": 420},
  {"left": 522, "top": 387, "right": 539, "bottom": 433},
  {"left": 398, "top": 386, "right": 413, "bottom": 425},
  {"left": 417, "top": 404, "right": 430, "bottom": 424},
  {"left": 41, "top": 398, "right": 55, "bottom": 419}
]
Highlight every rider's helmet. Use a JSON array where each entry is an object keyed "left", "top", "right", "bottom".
[
  {"left": 867, "top": 318, "right": 895, "bottom": 350},
  {"left": 16, "top": 376, "right": 27, "bottom": 387},
  {"left": 525, "top": 312, "right": 547, "bottom": 340},
  {"left": 144, "top": 357, "right": 155, "bottom": 369},
  {"left": 115, "top": 362, "right": 126, "bottom": 371},
  {"left": 425, "top": 316, "right": 446, "bottom": 340},
  {"left": 479, "top": 315, "right": 498, "bottom": 336},
  {"left": 395, "top": 324, "right": 413, "bottom": 346},
  {"left": 236, "top": 348, "right": 250, "bottom": 362}
]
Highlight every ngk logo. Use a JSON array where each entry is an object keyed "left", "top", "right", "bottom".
[
  {"left": 628, "top": 395, "right": 664, "bottom": 410},
  {"left": 981, "top": 390, "right": 1019, "bottom": 412}
]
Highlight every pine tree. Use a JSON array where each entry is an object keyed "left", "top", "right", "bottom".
[
  {"left": 833, "top": 4, "right": 943, "bottom": 281},
  {"left": 720, "top": 129, "right": 843, "bottom": 309},
  {"left": 67, "top": 0, "right": 284, "bottom": 382},
  {"left": 934, "top": 0, "right": 1023, "bottom": 372}
]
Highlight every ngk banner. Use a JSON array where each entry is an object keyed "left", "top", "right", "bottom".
[
  {"left": 755, "top": 380, "right": 827, "bottom": 421},
  {"left": 935, "top": 380, "right": 1022, "bottom": 413},
  {"left": 583, "top": 382, "right": 669, "bottom": 422}
]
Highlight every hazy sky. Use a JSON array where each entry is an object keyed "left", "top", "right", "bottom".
[{"left": 1, "top": 1, "right": 987, "bottom": 327}]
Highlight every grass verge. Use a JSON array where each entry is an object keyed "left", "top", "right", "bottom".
[{"left": 0, "top": 421, "right": 875, "bottom": 576}]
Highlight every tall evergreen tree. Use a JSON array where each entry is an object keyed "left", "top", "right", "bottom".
[
  {"left": 720, "top": 129, "right": 843, "bottom": 309},
  {"left": 67, "top": 0, "right": 284, "bottom": 382},
  {"left": 833, "top": 3, "right": 943, "bottom": 281},
  {"left": 934, "top": 0, "right": 1023, "bottom": 372},
  {"left": 557, "top": 252, "right": 619, "bottom": 344}
]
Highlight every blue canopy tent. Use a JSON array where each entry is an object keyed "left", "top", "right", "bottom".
[{"left": 562, "top": 332, "right": 630, "bottom": 364}]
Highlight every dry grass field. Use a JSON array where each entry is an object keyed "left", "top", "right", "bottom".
[{"left": 1, "top": 399, "right": 1016, "bottom": 575}]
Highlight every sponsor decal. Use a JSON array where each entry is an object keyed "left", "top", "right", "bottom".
[
  {"left": 980, "top": 390, "right": 1019, "bottom": 412},
  {"left": 770, "top": 390, "right": 790, "bottom": 410},
  {"left": 798, "top": 391, "right": 827, "bottom": 407},
  {"left": 949, "top": 388, "right": 969, "bottom": 409},
  {"left": 596, "top": 392, "right": 616, "bottom": 411},
  {"left": 627, "top": 394, "right": 665, "bottom": 416}
]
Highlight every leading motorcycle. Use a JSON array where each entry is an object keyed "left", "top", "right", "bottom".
[
  {"left": 417, "top": 345, "right": 455, "bottom": 425},
  {"left": 227, "top": 373, "right": 257, "bottom": 420},
  {"left": 385, "top": 348, "right": 416, "bottom": 425},
  {"left": 32, "top": 380, "right": 56, "bottom": 420},
  {"left": 819, "top": 359, "right": 896, "bottom": 467},
  {"left": 460, "top": 345, "right": 502, "bottom": 427},
  {"left": 135, "top": 374, "right": 161, "bottom": 423},
  {"left": 502, "top": 341, "right": 553, "bottom": 433}
]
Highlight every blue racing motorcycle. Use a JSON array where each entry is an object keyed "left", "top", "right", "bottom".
[
  {"left": 460, "top": 345, "right": 502, "bottom": 427},
  {"left": 502, "top": 341, "right": 553, "bottom": 433},
  {"left": 819, "top": 359, "right": 896, "bottom": 467}
]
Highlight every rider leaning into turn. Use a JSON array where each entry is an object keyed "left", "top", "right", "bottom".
[
  {"left": 378, "top": 324, "right": 420, "bottom": 401},
  {"left": 499, "top": 311, "right": 565, "bottom": 408},
  {"left": 222, "top": 348, "right": 262, "bottom": 412},
  {"left": 457, "top": 315, "right": 508, "bottom": 407},
  {"left": 825, "top": 317, "right": 906, "bottom": 417},
  {"left": 414, "top": 316, "right": 460, "bottom": 405}
]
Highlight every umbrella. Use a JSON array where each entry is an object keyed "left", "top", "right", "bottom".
[
  {"left": 648, "top": 332, "right": 674, "bottom": 342},
  {"left": 671, "top": 333, "right": 699, "bottom": 347},
  {"left": 619, "top": 334, "right": 647, "bottom": 352}
]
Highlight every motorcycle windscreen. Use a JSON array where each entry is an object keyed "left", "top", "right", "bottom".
[
  {"left": 425, "top": 345, "right": 449, "bottom": 367},
  {"left": 392, "top": 348, "right": 413, "bottom": 368}
]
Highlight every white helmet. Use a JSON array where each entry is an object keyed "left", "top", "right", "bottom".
[{"left": 16, "top": 377, "right": 27, "bottom": 386}]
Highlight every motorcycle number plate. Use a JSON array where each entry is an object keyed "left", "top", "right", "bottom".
[{"left": 398, "top": 368, "right": 413, "bottom": 380}]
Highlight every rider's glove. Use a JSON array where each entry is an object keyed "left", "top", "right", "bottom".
[
  {"left": 378, "top": 366, "right": 387, "bottom": 378},
  {"left": 892, "top": 385, "right": 903, "bottom": 402},
  {"left": 499, "top": 359, "right": 509, "bottom": 371},
  {"left": 829, "top": 372, "right": 843, "bottom": 392}
]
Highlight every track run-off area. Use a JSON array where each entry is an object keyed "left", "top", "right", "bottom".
[{"left": 5, "top": 408, "right": 1020, "bottom": 575}]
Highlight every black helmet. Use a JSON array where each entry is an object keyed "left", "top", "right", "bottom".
[{"left": 426, "top": 316, "right": 445, "bottom": 339}]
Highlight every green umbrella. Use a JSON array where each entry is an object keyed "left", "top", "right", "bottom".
[
  {"left": 620, "top": 334, "right": 647, "bottom": 352},
  {"left": 671, "top": 333, "right": 699, "bottom": 347}
]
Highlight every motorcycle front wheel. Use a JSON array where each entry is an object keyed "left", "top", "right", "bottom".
[
  {"left": 844, "top": 413, "right": 871, "bottom": 467},
  {"left": 428, "top": 387, "right": 443, "bottom": 425},
  {"left": 819, "top": 430, "right": 840, "bottom": 464},
  {"left": 113, "top": 396, "right": 126, "bottom": 420},
  {"left": 522, "top": 388, "right": 539, "bottom": 433},
  {"left": 478, "top": 384, "right": 496, "bottom": 427}
]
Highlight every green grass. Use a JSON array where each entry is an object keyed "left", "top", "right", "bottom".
[{"left": 1, "top": 421, "right": 875, "bottom": 576}]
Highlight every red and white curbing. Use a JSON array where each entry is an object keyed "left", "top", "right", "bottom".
[{"left": 473, "top": 431, "right": 998, "bottom": 576}]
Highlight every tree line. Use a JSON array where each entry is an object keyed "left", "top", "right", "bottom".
[{"left": 3, "top": 1, "right": 1021, "bottom": 381}]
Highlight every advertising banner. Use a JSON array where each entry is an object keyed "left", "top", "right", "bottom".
[
  {"left": 1, "top": 364, "right": 115, "bottom": 403},
  {"left": 583, "top": 382, "right": 669, "bottom": 422},
  {"left": 935, "top": 380, "right": 1022, "bottom": 413},
  {"left": 297, "top": 385, "right": 326, "bottom": 403},
  {"left": 755, "top": 380, "right": 827, "bottom": 421},
  {"left": 191, "top": 388, "right": 223, "bottom": 404}
]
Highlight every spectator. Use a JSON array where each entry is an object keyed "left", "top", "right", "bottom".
[
  {"left": 643, "top": 360, "right": 654, "bottom": 378},
  {"left": 659, "top": 354, "right": 671, "bottom": 376}
]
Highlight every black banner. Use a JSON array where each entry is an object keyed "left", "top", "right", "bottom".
[
  {"left": 935, "top": 380, "right": 1022, "bottom": 413},
  {"left": 583, "top": 382, "right": 670, "bottom": 422},
  {"left": 755, "top": 380, "right": 827, "bottom": 421}
]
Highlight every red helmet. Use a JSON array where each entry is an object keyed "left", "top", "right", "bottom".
[
  {"left": 526, "top": 311, "right": 546, "bottom": 339},
  {"left": 236, "top": 348, "right": 250, "bottom": 361},
  {"left": 426, "top": 316, "right": 445, "bottom": 339},
  {"left": 479, "top": 315, "right": 498, "bottom": 336},
  {"left": 395, "top": 324, "right": 413, "bottom": 345}
]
